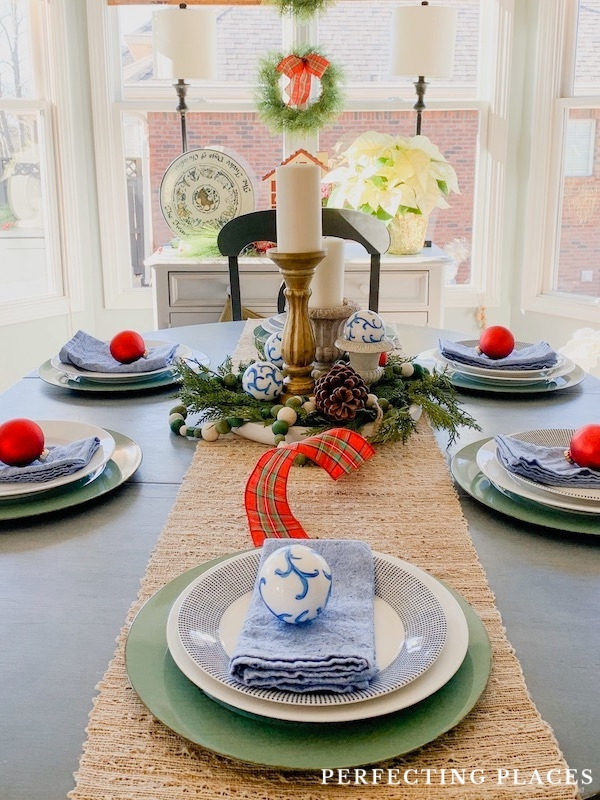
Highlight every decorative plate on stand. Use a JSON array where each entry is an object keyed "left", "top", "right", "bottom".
[{"left": 159, "top": 148, "right": 255, "bottom": 238}]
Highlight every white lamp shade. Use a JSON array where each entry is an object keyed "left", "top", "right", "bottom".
[
  {"left": 391, "top": 4, "right": 457, "bottom": 78},
  {"left": 153, "top": 7, "right": 217, "bottom": 80}
]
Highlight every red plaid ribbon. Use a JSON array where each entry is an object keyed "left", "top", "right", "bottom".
[
  {"left": 276, "top": 53, "right": 330, "bottom": 107},
  {"left": 244, "top": 428, "right": 375, "bottom": 547}
]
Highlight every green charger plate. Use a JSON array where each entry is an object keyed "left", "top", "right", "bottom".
[
  {"left": 449, "top": 365, "right": 585, "bottom": 394},
  {"left": 451, "top": 439, "right": 600, "bottom": 535},
  {"left": 125, "top": 555, "right": 491, "bottom": 770},
  {"left": 0, "top": 431, "right": 141, "bottom": 521}
]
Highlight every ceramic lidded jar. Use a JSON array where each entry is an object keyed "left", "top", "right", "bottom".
[{"left": 336, "top": 310, "right": 393, "bottom": 384}]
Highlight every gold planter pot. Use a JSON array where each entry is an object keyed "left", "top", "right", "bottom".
[{"left": 388, "top": 212, "right": 428, "bottom": 255}]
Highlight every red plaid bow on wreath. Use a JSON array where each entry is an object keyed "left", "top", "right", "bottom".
[
  {"left": 276, "top": 52, "right": 330, "bottom": 106},
  {"left": 244, "top": 428, "right": 375, "bottom": 546}
]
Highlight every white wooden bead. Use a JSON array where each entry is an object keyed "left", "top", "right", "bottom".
[
  {"left": 201, "top": 422, "right": 220, "bottom": 442},
  {"left": 277, "top": 406, "right": 298, "bottom": 425}
]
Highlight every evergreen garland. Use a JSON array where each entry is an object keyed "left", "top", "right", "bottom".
[
  {"left": 255, "top": 47, "right": 344, "bottom": 134},
  {"left": 173, "top": 353, "right": 479, "bottom": 446}
]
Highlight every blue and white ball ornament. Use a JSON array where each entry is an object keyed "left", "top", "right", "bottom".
[
  {"left": 343, "top": 310, "right": 386, "bottom": 343},
  {"left": 264, "top": 331, "right": 284, "bottom": 369},
  {"left": 258, "top": 544, "right": 332, "bottom": 624},
  {"left": 242, "top": 361, "right": 284, "bottom": 401}
]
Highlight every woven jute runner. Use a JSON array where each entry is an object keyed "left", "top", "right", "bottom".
[{"left": 69, "top": 322, "right": 580, "bottom": 800}]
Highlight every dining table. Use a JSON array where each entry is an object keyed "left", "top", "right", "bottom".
[{"left": 0, "top": 320, "right": 599, "bottom": 800}]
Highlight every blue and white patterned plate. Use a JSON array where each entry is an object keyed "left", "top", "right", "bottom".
[{"left": 166, "top": 549, "right": 447, "bottom": 707}]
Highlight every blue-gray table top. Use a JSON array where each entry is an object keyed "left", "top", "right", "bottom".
[{"left": 1, "top": 321, "right": 599, "bottom": 800}]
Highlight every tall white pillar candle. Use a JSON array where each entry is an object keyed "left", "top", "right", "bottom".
[
  {"left": 309, "top": 236, "right": 345, "bottom": 309},
  {"left": 275, "top": 163, "right": 322, "bottom": 253}
]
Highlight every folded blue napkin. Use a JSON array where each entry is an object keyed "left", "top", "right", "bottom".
[
  {"left": 439, "top": 339, "right": 558, "bottom": 371},
  {"left": 58, "top": 330, "right": 178, "bottom": 374},
  {"left": 495, "top": 434, "right": 600, "bottom": 488},
  {"left": 229, "top": 539, "right": 378, "bottom": 693},
  {"left": 0, "top": 437, "right": 101, "bottom": 483}
]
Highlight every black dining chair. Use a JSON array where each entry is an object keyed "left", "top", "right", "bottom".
[{"left": 216, "top": 208, "right": 391, "bottom": 322}]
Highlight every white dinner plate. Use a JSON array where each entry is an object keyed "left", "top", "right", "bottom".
[
  {"left": 436, "top": 341, "right": 566, "bottom": 379},
  {"left": 432, "top": 350, "right": 574, "bottom": 384},
  {"left": 51, "top": 342, "right": 196, "bottom": 384},
  {"left": 168, "top": 549, "right": 447, "bottom": 708},
  {"left": 0, "top": 420, "right": 115, "bottom": 499},
  {"left": 489, "top": 429, "right": 600, "bottom": 504},
  {"left": 476, "top": 437, "right": 600, "bottom": 514},
  {"left": 166, "top": 552, "right": 469, "bottom": 723}
]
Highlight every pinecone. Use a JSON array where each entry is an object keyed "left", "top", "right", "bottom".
[{"left": 314, "top": 363, "right": 369, "bottom": 422}]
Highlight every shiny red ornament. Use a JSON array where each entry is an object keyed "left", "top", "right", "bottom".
[
  {"left": 478, "top": 325, "right": 515, "bottom": 359},
  {"left": 378, "top": 351, "right": 388, "bottom": 367},
  {"left": 109, "top": 330, "right": 147, "bottom": 364},
  {"left": 568, "top": 424, "right": 600, "bottom": 470},
  {"left": 0, "top": 418, "right": 45, "bottom": 466}
]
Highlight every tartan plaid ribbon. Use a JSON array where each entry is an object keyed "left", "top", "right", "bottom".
[
  {"left": 244, "top": 428, "right": 375, "bottom": 547},
  {"left": 276, "top": 53, "right": 330, "bottom": 107}
]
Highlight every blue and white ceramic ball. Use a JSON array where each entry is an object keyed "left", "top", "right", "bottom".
[
  {"left": 258, "top": 544, "right": 332, "bottom": 624},
  {"left": 242, "top": 361, "right": 284, "bottom": 401},
  {"left": 264, "top": 331, "right": 284, "bottom": 369},
  {"left": 343, "top": 310, "right": 386, "bottom": 343}
]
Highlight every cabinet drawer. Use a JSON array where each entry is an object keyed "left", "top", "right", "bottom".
[
  {"left": 238, "top": 271, "right": 283, "bottom": 305},
  {"left": 169, "top": 272, "right": 229, "bottom": 306},
  {"left": 344, "top": 270, "right": 429, "bottom": 306}
]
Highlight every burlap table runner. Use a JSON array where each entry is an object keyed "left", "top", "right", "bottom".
[{"left": 70, "top": 321, "right": 580, "bottom": 800}]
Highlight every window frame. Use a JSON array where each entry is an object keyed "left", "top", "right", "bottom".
[
  {"left": 520, "top": 0, "right": 600, "bottom": 322},
  {"left": 0, "top": 0, "right": 83, "bottom": 325},
  {"left": 87, "top": 0, "right": 513, "bottom": 313}
]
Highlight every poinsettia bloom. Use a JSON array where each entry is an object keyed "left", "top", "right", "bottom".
[{"left": 323, "top": 130, "right": 460, "bottom": 220}]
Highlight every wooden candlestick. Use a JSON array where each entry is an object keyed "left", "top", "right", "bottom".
[{"left": 267, "top": 249, "right": 326, "bottom": 398}]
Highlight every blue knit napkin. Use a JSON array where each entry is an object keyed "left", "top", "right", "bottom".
[
  {"left": 58, "top": 330, "right": 178, "bottom": 373},
  {"left": 0, "top": 437, "right": 101, "bottom": 483},
  {"left": 229, "top": 539, "right": 378, "bottom": 693},
  {"left": 495, "top": 435, "right": 600, "bottom": 488},
  {"left": 439, "top": 339, "right": 558, "bottom": 371}
]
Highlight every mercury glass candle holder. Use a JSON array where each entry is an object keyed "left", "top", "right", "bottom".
[
  {"left": 267, "top": 248, "right": 326, "bottom": 398},
  {"left": 309, "top": 299, "right": 361, "bottom": 378}
]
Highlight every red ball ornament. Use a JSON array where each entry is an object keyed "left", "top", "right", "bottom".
[
  {"left": 478, "top": 325, "right": 515, "bottom": 359},
  {"left": 109, "top": 330, "right": 147, "bottom": 364},
  {"left": 568, "top": 424, "right": 600, "bottom": 470},
  {"left": 378, "top": 351, "right": 388, "bottom": 367},
  {"left": 0, "top": 418, "right": 45, "bottom": 467}
]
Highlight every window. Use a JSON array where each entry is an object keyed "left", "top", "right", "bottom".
[
  {"left": 89, "top": 0, "right": 510, "bottom": 311},
  {"left": 522, "top": 0, "right": 600, "bottom": 317},
  {"left": 0, "top": 0, "right": 64, "bottom": 320}
]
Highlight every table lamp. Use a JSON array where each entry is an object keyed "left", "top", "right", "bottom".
[
  {"left": 390, "top": 1, "right": 457, "bottom": 136},
  {"left": 153, "top": 3, "right": 217, "bottom": 153}
]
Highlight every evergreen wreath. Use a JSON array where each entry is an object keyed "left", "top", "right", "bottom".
[
  {"left": 255, "top": 46, "right": 344, "bottom": 134},
  {"left": 264, "top": 0, "right": 336, "bottom": 19}
]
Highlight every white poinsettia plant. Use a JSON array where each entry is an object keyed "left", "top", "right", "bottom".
[{"left": 323, "top": 130, "right": 460, "bottom": 220}]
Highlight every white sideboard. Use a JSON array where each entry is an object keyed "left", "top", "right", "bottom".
[{"left": 146, "top": 244, "right": 452, "bottom": 330}]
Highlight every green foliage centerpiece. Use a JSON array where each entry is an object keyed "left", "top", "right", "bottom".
[{"left": 169, "top": 352, "right": 479, "bottom": 447}]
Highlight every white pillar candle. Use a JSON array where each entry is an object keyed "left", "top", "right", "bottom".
[
  {"left": 275, "top": 163, "right": 322, "bottom": 253},
  {"left": 309, "top": 237, "right": 345, "bottom": 309}
]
